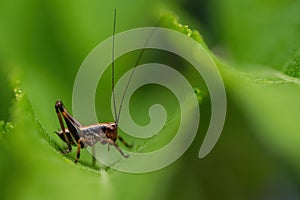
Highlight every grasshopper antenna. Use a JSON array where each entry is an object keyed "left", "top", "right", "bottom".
[
  {"left": 112, "top": 9, "right": 118, "bottom": 124},
  {"left": 116, "top": 22, "right": 157, "bottom": 124}
]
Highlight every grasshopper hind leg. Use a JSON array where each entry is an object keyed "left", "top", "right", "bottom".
[{"left": 55, "top": 100, "right": 72, "bottom": 152}]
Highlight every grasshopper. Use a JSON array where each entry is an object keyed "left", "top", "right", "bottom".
[
  {"left": 54, "top": 9, "right": 138, "bottom": 163},
  {"left": 55, "top": 100, "right": 132, "bottom": 163}
]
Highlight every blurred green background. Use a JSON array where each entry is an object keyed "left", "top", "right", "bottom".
[{"left": 1, "top": 0, "right": 300, "bottom": 199}]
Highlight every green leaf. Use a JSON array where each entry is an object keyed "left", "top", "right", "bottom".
[
  {"left": 0, "top": 121, "right": 13, "bottom": 145},
  {"left": 1, "top": 1, "right": 300, "bottom": 199},
  {"left": 208, "top": 0, "right": 300, "bottom": 68},
  {"left": 0, "top": 88, "right": 182, "bottom": 200},
  {"left": 283, "top": 46, "right": 300, "bottom": 78},
  {"left": 221, "top": 64, "right": 300, "bottom": 171}
]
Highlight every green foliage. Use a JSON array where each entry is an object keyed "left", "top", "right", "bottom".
[
  {"left": 284, "top": 46, "right": 300, "bottom": 78},
  {"left": 1, "top": 0, "right": 300, "bottom": 199}
]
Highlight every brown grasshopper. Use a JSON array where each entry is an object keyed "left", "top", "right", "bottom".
[
  {"left": 54, "top": 9, "right": 139, "bottom": 164},
  {"left": 55, "top": 100, "right": 132, "bottom": 163}
]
